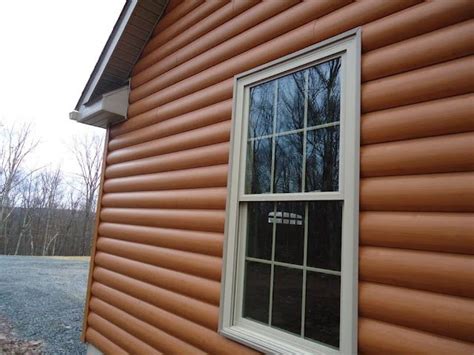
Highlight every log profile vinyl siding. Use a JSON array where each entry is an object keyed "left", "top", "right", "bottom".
[{"left": 84, "top": 0, "right": 474, "bottom": 353}]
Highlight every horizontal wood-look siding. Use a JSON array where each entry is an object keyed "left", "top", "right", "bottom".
[{"left": 84, "top": 0, "right": 474, "bottom": 353}]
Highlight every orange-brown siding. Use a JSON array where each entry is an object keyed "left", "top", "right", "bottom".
[{"left": 84, "top": 0, "right": 474, "bottom": 353}]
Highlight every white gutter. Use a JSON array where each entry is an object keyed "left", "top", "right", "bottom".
[{"left": 70, "top": 86, "right": 129, "bottom": 128}]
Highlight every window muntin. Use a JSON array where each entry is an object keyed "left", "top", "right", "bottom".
[{"left": 221, "top": 31, "right": 359, "bottom": 355}]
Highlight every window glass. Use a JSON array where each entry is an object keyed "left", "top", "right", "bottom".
[
  {"left": 274, "top": 133, "right": 303, "bottom": 193},
  {"left": 305, "top": 272, "right": 340, "bottom": 347},
  {"left": 307, "top": 58, "right": 341, "bottom": 127},
  {"left": 246, "top": 137, "right": 272, "bottom": 193},
  {"left": 248, "top": 80, "right": 275, "bottom": 138},
  {"left": 305, "top": 126, "right": 340, "bottom": 192},
  {"left": 242, "top": 201, "right": 342, "bottom": 348},
  {"left": 272, "top": 266, "right": 303, "bottom": 335},
  {"left": 245, "top": 58, "right": 341, "bottom": 194},
  {"left": 307, "top": 201, "right": 342, "bottom": 270},
  {"left": 246, "top": 202, "right": 273, "bottom": 260},
  {"left": 243, "top": 261, "right": 271, "bottom": 323},
  {"left": 276, "top": 72, "right": 305, "bottom": 133},
  {"left": 242, "top": 58, "right": 343, "bottom": 348},
  {"left": 274, "top": 201, "right": 305, "bottom": 265}
]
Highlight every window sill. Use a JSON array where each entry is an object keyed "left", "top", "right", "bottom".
[{"left": 220, "top": 324, "right": 338, "bottom": 355}]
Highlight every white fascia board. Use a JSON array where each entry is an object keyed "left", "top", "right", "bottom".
[
  {"left": 70, "top": 86, "right": 129, "bottom": 128},
  {"left": 78, "top": 0, "right": 137, "bottom": 108}
]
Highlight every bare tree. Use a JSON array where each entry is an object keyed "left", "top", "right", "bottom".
[
  {"left": 0, "top": 122, "right": 38, "bottom": 254},
  {"left": 13, "top": 173, "right": 36, "bottom": 255},
  {"left": 37, "top": 167, "right": 63, "bottom": 256},
  {"left": 60, "top": 188, "right": 82, "bottom": 255},
  {"left": 72, "top": 133, "right": 104, "bottom": 255},
  {"left": 10, "top": 170, "right": 86, "bottom": 256},
  {"left": 0, "top": 123, "right": 105, "bottom": 256}
]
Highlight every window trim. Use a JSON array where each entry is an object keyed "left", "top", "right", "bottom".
[{"left": 220, "top": 29, "right": 361, "bottom": 355}]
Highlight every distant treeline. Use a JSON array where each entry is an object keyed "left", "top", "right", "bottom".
[
  {"left": 3, "top": 206, "right": 94, "bottom": 256},
  {"left": 0, "top": 122, "right": 103, "bottom": 256}
]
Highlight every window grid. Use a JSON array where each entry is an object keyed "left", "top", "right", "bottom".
[
  {"left": 244, "top": 200, "right": 342, "bottom": 339},
  {"left": 247, "top": 121, "right": 340, "bottom": 142},
  {"left": 246, "top": 66, "right": 341, "bottom": 195},
  {"left": 245, "top": 256, "right": 341, "bottom": 276},
  {"left": 243, "top": 58, "right": 342, "bottom": 339}
]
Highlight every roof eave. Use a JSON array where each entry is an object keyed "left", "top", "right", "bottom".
[{"left": 72, "top": 0, "right": 168, "bottom": 128}]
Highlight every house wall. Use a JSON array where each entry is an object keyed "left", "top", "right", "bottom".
[{"left": 83, "top": 0, "right": 474, "bottom": 353}]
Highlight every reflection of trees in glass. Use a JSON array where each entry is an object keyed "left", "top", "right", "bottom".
[
  {"left": 246, "top": 58, "right": 341, "bottom": 194},
  {"left": 276, "top": 72, "right": 305, "bottom": 133},
  {"left": 306, "top": 58, "right": 341, "bottom": 192},
  {"left": 243, "top": 58, "right": 344, "bottom": 347},
  {"left": 247, "top": 81, "right": 275, "bottom": 194},
  {"left": 274, "top": 133, "right": 303, "bottom": 193},
  {"left": 308, "top": 58, "right": 341, "bottom": 127},
  {"left": 249, "top": 81, "right": 275, "bottom": 138},
  {"left": 247, "top": 81, "right": 275, "bottom": 193},
  {"left": 247, "top": 138, "right": 272, "bottom": 193},
  {"left": 306, "top": 127, "right": 339, "bottom": 192}
]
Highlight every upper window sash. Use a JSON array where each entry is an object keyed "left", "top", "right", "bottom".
[{"left": 237, "top": 52, "right": 348, "bottom": 202}]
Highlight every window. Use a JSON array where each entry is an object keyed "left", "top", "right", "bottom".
[{"left": 220, "top": 30, "right": 360, "bottom": 354}]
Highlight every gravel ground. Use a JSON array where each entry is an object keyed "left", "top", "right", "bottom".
[{"left": 0, "top": 256, "right": 89, "bottom": 355}]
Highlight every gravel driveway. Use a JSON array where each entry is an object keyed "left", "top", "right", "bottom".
[{"left": 0, "top": 256, "right": 89, "bottom": 354}]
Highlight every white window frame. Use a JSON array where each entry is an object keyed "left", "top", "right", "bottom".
[{"left": 220, "top": 29, "right": 360, "bottom": 355}]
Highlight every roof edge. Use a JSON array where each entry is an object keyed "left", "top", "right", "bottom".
[{"left": 74, "top": 0, "right": 168, "bottom": 111}]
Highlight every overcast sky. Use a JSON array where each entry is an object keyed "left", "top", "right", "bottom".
[{"left": 0, "top": 1, "right": 124, "bottom": 177}]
